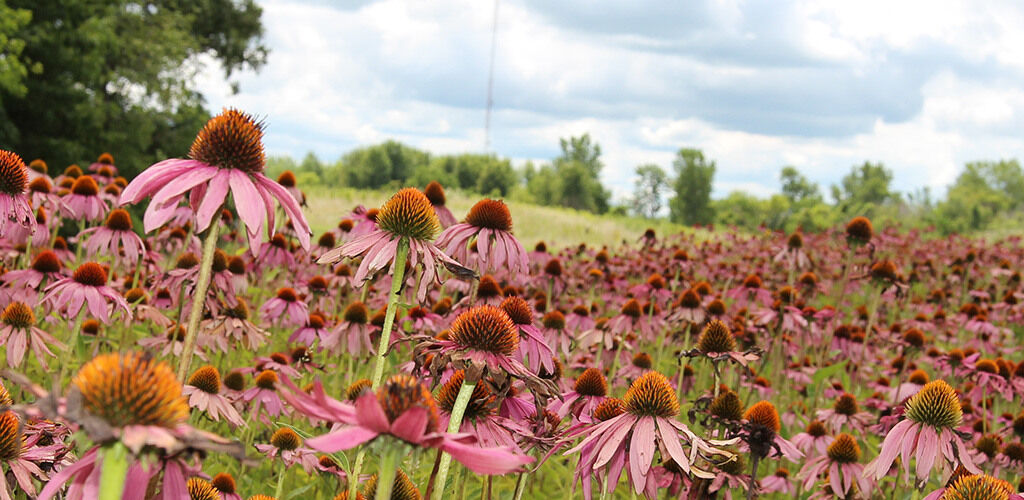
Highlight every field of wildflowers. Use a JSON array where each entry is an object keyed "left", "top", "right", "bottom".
[{"left": 1, "top": 108, "right": 1023, "bottom": 500}]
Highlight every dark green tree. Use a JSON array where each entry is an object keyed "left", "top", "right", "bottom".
[
  {"left": 830, "top": 161, "right": 898, "bottom": 213},
  {"left": 0, "top": 0, "right": 267, "bottom": 178},
  {"left": 779, "top": 166, "right": 822, "bottom": 204},
  {"left": 669, "top": 148, "right": 716, "bottom": 225}
]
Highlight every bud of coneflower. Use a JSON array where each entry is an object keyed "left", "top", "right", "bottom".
[
  {"left": 787, "top": 232, "right": 803, "bottom": 249},
  {"left": 2, "top": 302, "right": 35, "bottom": 329},
  {"left": 710, "top": 389, "right": 745, "bottom": 421},
  {"left": 904, "top": 380, "right": 962, "bottom": 429},
  {"left": 270, "top": 427, "right": 301, "bottom": 451},
  {"left": 574, "top": 368, "right": 607, "bottom": 397},
  {"left": 188, "top": 365, "right": 222, "bottom": 394},
  {"left": 697, "top": 319, "right": 736, "bottom": 354},
  {"left": 534, "top": 241, "right": 547, "bottom": 253},
  {"left": 624, "top": 371, "right": 678, "bottom": 418},
  {"left": 378, "top": 374, "right": 440, "bottom": 433},
  {"left": 942, "top": 474, "right": 1015, "bottom": 500},
  {"left": 375, "top": 188, "right": 441, "bottom": 241},
  {"left": 436, "top": 370, "right": 494, "bottom": 420},
  {"left": 73, "top": 352, "right": 188, "bottom": 428},
  {"left": 543, "top": 258, "right": 563, "bottom": 277},
  {"left": 465, "top": 199, "right": 513, "bottom": 232},
  {"left": 744, "top": 400, "right": 781, "bottom": 458},
  {"left": 448, "top": 305, "right": 519, "bottom": 356},
  {"left": 845, "top": 216, "right": 873, "bottom": 246},
  {"left": 346, "top": 379, "right": 372, "bottom": 400},
  {"left": 826, "top": 433, "right": 860, "bottom": 464},
  {"left": 188, "top": 477, "right": 220, "bottom": 500},
  {"left": 361, "top": 469, "right": 420, "bottom": 500},
  {"left": 0, "top": 411, "right": 23, "bottom": 461},
  {"left": 189, "top": 108, "right": 265, "bottom": 172}
]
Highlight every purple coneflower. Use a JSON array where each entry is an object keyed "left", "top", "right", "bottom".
[
  {"left": 0, "top": 301, "right": 65, "bottom": 370},
  {"left": 241, "top": 370, "right": 289, "bottom": 424},
  {"left": 0, "top": 410, "right": 66, "bottom": 499},
  {"left": 260, "top": 287, "right": 308, "bottom": 327},
  {"left": 817, "top": 393, "right": 874, "bottom": 433},
  {"left": 436, "top": 198, "right": 528, "bottom": 276},
  {"left": 61, "top": 175, "right": 108, "bottom": 221},
  {"left": 797, "top": 433, "right": 872, "bottom": 499},
  {"left": 183, "top": 365, "right": 245, "bottom": 427},
  {"left": 41, "top": 261, "right": 131, "bottom": 324},
  {"left": 549, "top": 367, "right": 609, "bottom": 424},
  {"left": 255, "top": 427, "right": 319, "bottom": 473},
  {"left": 424, "top": 181, "right": 456, "bottom": 228},
  {"left": 501, "top": 295, "right": 555, "bottom": 374},
  {"left": 0, "top": 150, "right": 34, "bottom": 237},
  {"left": 77, "top": 208, "right": 146, "bottom": 267}
]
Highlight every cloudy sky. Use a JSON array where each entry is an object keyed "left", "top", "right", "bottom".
[{"left": 196, "top": 0, "right": 1024, "bottom": 201}]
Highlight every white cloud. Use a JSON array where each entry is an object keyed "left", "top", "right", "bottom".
[{"left": 195, "top": 0, "right": 1024, "bottom": 200}]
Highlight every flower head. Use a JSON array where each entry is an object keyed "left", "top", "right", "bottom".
[
  {"left": 376, "top": 188, "right": 440, "bottom": 241},
  {"left": 905, "top": 380, "right": 962, "bottom": 429},
  {"left": 624, "top": 371, "right": 679, "bottom": 418},
  {"left": 73, "top": 352, "right": 188, "bottom": 429}
]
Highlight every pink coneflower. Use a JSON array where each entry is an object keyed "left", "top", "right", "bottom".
[
  {"left": 137, "top": 324, "right": 210, "bottom": 362},
  {"left": 279, "top": 374, "right": 533, "bottom": 474},
  {"left": 0, "top": 301, "right": 65, "bottom": 370},
  {"left": 423, "top": 181, "right": 456, "bottom": 228},
  {"left": 864, "top": 380, "right": 979, "bottom": 486},
  {"left": 77, "top": 208, "right": 146, "bottom": 266},
  {"left": 760, "top": 467, "right": 796, "bottom": 495},
  {"left": 321, "top": 301, "right": 378, "bottom": 357},
  {"left": 742, "top": 401, "right": 804, "bottom": 463},
  {"left": 791, "top": 420, "right": 832, "bottom": 456},
  {"left": 260, "top": 287, "right": 309, "bottom": 327},
  {"left": 61, "top": 175, "right": 108, "bottom": 221},
  {"left": 253, "top": 233, "right": 296, "bottom": 269},
  {"left": 0, "top": 410, "right": 67, "bottom": 499},
  {"left": 435, "top": 370, "right": 527, "bottom": 450},
  {"left": 0, "top": 150, "right": 34, "bottom": 237},
  {"left": 211, "top": 473, "right": 244, "bottom": 500},
  {"left": 41, "top": 262, "right": 131, "bottom": 324},
  {"left": 1, "top": 250, "right": 63, "bottom": 289},
  {"left": 725, "top": 274, "right": 773, "bottom": 308},
  {"left": 549, "top": 368, "right": 609, "bottom": 424},
  {"left": 289, "top": 312, "right": 329, "bottom": 345},
  {"left": 436, "top": 198, "right": 528, "bottom": 276},
  {"left": 402, "top": 305, "right": 443, "bottom": 333},
  {"left": 817, "top": 393, "right": 874, "bottom": 433},
  {"left": 686, "top": 319, "right": 760, "bottom": 368},
  {"left": 796, "top": 433, "right": 872, "bottom": 499},
  {"left": 204, "top": 300, "right": 270, "bottom": 350},
  {"left": 773, "top": 231, "right": 811, "bottom": 270},
  {"left": 564, "top": 371, "right": 736, "bottom": 499},
  {"left": 27, "top": 175, "right": 66, "bottom": 214},
  {"left": 119, "top": 108, "right": 311, "bottom": 250},
  {"left": 501, "top": 296, "right": 555, "bottom": 374},
  {"left": 183, "top": 365, "right": 245, "bottom": 427},
  {"left": 255, "top": 428, "right": 319, "bottom": 473},
  {"left": 669, "top": 288, "right": 706, "bottom": 325},
  {"left": 318, "top": 188, "right": 460, "bottom": 302},
  {"left": 241, "top": 370, "right": 289, "bottom": 423}
]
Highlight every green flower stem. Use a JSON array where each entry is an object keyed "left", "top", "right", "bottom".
[
  {"left": 274, "top": 462, "right": 288, "bottom": 499},
  {"left": 375, "top": 445, "right": 400, "bottom": 500},
  {"left": 348, "top": 451, "right": 366, "bottom": 500},
  {"left": 370, "top": 236, "right": 409, "bottom": 390},
  {"left": 430, "top": 379, "right": 477, "bottom": 500},
  {"left": 860, "top": 290, "right": 881, "bottom": 365},
  {"left": 176, "top": 220, "right": 221, "bottom": 382},
  {"left": 98, "top": 442, "right": 129, "bottom": 500},
  {"left": 57, "top": 307, "right": 88, "bottom": 382}
]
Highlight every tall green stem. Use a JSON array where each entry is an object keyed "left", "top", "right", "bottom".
[
  {"left": 370, "top": 237, "right": 409, "bottom": 390},
  {"left": 430, "top": 379, "right": 477, "bottom": 500},
  {"left": 375, "top": 446, "right": 400, "bottom": 500},
  {"left": 58, "top": 307, "right": 88, "bottom": 382},
  {"left": 98, "top": 442, "right": 129, "bottom": 500},
  {"left": 176, "top": 220, "right": 220, "bottom": 382}
]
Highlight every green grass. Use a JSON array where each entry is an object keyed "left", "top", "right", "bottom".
[{"left": 303, "top": 186, "right": 692, "bottom": 249}]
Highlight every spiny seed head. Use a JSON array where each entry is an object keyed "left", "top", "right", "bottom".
[
  {"left": 976, "top": 435, "right": 1001, "bottom": 457},
  {"left": 376, "top": 188, "right": 440, "bottom": 241},
  {"left": 0, "top": 411, "right": 22, "bottom": 461},
  {"left": 624, "top": 371, "right": 679, "bottom": 418},
  {"left": 903, "top": 328, "right": 925, "bottom": 347},
  {"left": 362, "top": 469, "right": 420, "bottom": 500},
  {"left": 1, "top": 302, "right": 34, "bottom": 329},
  {"left": 477, "top": 276, "right": 501, "bottom": 299},
  {"left": 105, "top": 209, "right": 133, "bottom": 231},
  {"left": 1002, "top": 443, "right": 1024, "bottom": 462},
  {"left": 190, "top": 109, "right": 266, "bottom": 173},
  {"left": 188, "top": 478, "right": 220, "bottom": 500},
  {"left": 270, "top": 427, "right": 301, "bottom": 451},
  {"left": 744, "top": 401, "right": 781, "bottom": 433},
  {"left": 465, "top": 199, "right": 513, "bottom": 231},
  {"left": 594, "top": 398, "right": 626, "bottom": 421},
  {"left": 905, "top": 380, "right": 962, "bottom": 429},
  {"left": 28, "top": 176, "right": 51, "bottom": 194},
  {"left": 806, "top": 420, "right": 827, "bottom": 437},
  {"left": 343, "top": 302, "right": 369, "bottom": 324},
  {"left": 71, "top": 175, "right": 99, "bottom": 196},
  {"left": 176, "top": 253, "right": 200, "bottom": 269},
  {"left": 224, "top": 371, "right": 246, "bottom": 391},
  {"left": 28, "top": 158, "right": 47, "bottom": 174},
  {"left": 710, "top": 390, "right": 744, "bottom": 421},
  {"left": 255, "top": 370, "right": 278, "bottom": 390},
  {"left": 73, "top": 262, "right": 108, "bottom": 287},
  {"left": 827, "top": 433, "right": 861, "bottom": 464},
  {"left": 188, "top": 365, "right": 221, "bottom": 394},
  {"left": 834, "top": 393, "right": 859, "bottom": 416},
  {"left": 277, "top": 170, "right": 296, "bottom": 187},
  {"left": 787, "top": 232, "right": 803, "bottom": 249},
  {"left": 0, "top": 383, "right": 9, "bottom": 406},
  {"left": 574, "top": 368, "right": 608, "bottom": 397},
  {"left": 541, "top": 310, "right": 565, "bottom": 329},
  {"left": 500, "top": 296, "right": 533, "bottom": 326},
  {"left": 318, "top": 232, "right": 336, "bottom": 248},
  {"left": 698, "top": 319, "right": 736, "bottom": 353},
  {"left": 975, "top": 359, "right": 998, "bottom": 374},
  {"left": 436, "top": 370, "right": 494, "bottom": 421},
  {"left": 448, "top": 305, "right": 519, "bottom": 355},
  {"left": 679, "top": 289, "right": 701, "bottom": 308},
  {"left": 0, "top": 150, "right": 29, "bottom": 195},
  {"left": 544, "top": 258, "right": 563, "bottom": 277},
  {"left": 378, "top": 374, "right": 440, "bottom": 434},
  {"left": 228, "top": 256, "right": 246, "bottom": 275},
  {"left": 73, "top": 352, "right": 188, "bottom": 428},
  {"left": 845, "top": 216, "right": 873, "bottom": 245},
  {"left": 942, "top": 474, "right": 1015, "bottom": 500},
  {"left": 347, "top": 379, "right": 372, "bottom": 400},
  {"left": 423, "top": 181, "right": 446, "bottom": 206},
  {"left": 909, "top": 369, "right": 931, "bottom": 385},
  {"left": 870, "top": 260, "right": 899, "bottom": 282},
  {"left": 742, "top": 274, "right": 763, "bottom": 289},
  {"left": 276, "top": 287, "right": 298, "bottom": 302},
  {"left": 632, "top": 352, "right": 653, "bottom": 369}
]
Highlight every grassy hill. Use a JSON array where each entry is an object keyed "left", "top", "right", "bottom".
[{"left": 302, "top": 186, "right": 691, "bottom": 249}]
